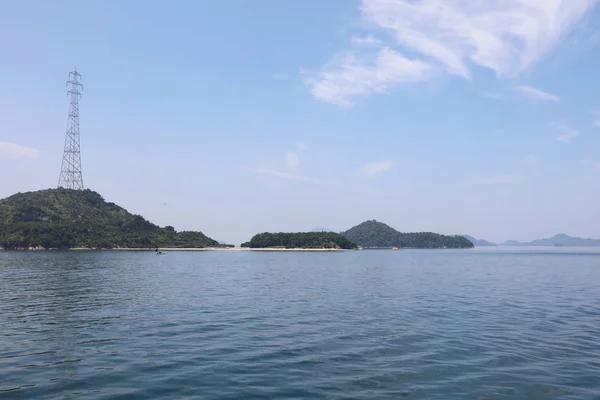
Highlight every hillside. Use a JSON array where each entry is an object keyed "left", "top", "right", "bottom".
[
  {"left": 241, "top": 232, "right": 358, "bottom": 249},
  {"left": 0, "top": 188, "right": 220, "bottom": 250},
  {"left": 343, "top": 220, "right": 473, "bottom": 249},
  {"left": 501, "top": 234, "right": 600, "bottom": 247},
  {"left": 463, "top": 235, "right": 497, "bottom": 247}
]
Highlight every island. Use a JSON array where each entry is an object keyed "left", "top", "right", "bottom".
[
  {"left": 462, "top": 235, "right": 497, "bottom": 247},
  {"left": 0, "top": 188, "right": 224, "bottom": 250},
  {"left": 499, "top": 234, "right": 600, "bottom": 247},
  {"left": 241, "top": 232, "right": 358, "bottom": 250},
  {"left": 342, "top": 220, "right": 474, "bottom": 249}
]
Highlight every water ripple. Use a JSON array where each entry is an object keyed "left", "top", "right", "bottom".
[{"left": 1, "top": 249, "right": 600, "bottom": 399}]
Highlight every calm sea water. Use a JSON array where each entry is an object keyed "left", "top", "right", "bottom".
[{"left": 1, "top": 248, "right": 599, "bottom": 399}]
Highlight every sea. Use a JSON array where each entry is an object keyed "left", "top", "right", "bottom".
[{"left": 1, "top": 248, "right": 599, "bottom": 399}]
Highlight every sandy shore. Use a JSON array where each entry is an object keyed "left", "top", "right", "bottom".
[{"left": 67, "top": 247, "right": 350, "bottom": 252}]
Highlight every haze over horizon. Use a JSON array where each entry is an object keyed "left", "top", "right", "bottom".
[{"left": 2, "top": 0, "right": 600, "bottom": 245}]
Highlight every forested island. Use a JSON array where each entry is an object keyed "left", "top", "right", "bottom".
[
  {"left": 342, "top": 220, "right": 474, "bottom": 249},
  {"left": 241, "top": 232, "right": 358, "bottom": 250},
  {"left": 1, "top": 189, "right": 474, "bottom": 251},
  {"left": 0, "top": 188, "right": 223, "bottom": 250}
]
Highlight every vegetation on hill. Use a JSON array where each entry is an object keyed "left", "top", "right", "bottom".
[
  {"left": 342, "top": 220, "right": 474, "bottom": 249},
  {"left": 241, "top": 232, "right": 358, "bottom": 249},
  {"left": 0, "top": 188, "right": 220, "bottom": 250}
]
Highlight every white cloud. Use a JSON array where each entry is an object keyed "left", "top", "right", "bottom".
[
  {"left": 517, "top": 85, "right": 561, "bottom": 102},
  {"left": 243, "top": 167, "right": 331, "bottom": 185},
  {"left": 285, "top": 152, "right": 299, "bottom": 170},
  {"left": 362, "top": 160, "right": 392, "bottom": 177},
  {"left": 467, "top": 174, "right": 521, "bottom": 186},
  {"left": 361, "top": 0, "right": 596, "bottom": 76},
  {"left": 305, "top": 48, "right": 434, "bottom": 107},
  {"left": 0, "top": 141, "right": 39, "bottom": 160},
  {"left": 350, "top": 35, "right": 381, "bottom": 47},
  {"left": 306, "top": 0, "right": 596, "bottom": 106},
  {"left": 593, "top": 111, "right": 600, "bottom": 128},
  {"left": 295, "top": 142, "right": 307, "bottom": 153},
  {"left": 284, "top": 142, "right": 307, "bottom": 170},
  {"left": 524, "top": 154, "right": 538, "bottom": 167},
  {"left": 582, "top": 159, "right": 600, "bottom": 169},
  {"left": 481, "top": 92, "right": 506, "bottom": 101},
  {"left": 556, "top": 125, "right": 579, "bottom": 143}
]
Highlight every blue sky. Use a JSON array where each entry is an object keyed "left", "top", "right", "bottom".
[{"left": 2, "top": 0, "right": 600, "bottom": 245}]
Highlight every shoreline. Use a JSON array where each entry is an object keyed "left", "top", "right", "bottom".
[{"left": 65, "top": 247, "right": 351, "bottom": 252}]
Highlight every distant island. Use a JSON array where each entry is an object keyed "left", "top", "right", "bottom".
[
  {"left": 462, "top": 235, "right": 497, "bottom": 247},
  {"left": 463, "top": 233, "right": 600, "bottom": 247},
  {"left": 0, "top": 188, "right": 225, "bottom": 250},
  {"left": 501, "top": 234, "right": 600, "bottom": 247},
  {"left": 342, "top": 220, "right": 474, "bottom": 249},
  {"left": 311, "top": 227, "right": 335, "bottom": 233},
  {"left": 6, "top": 189, "right": 596, "bottom": 252},
  {"left": 241, "top": 232, "right": 358, "bottom": 250}
]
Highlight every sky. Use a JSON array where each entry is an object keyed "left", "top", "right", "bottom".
[{"left": 2, "top": 0, "right": 600, "bottom": 245}]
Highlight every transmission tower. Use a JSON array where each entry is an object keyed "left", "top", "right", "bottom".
[{"left": 58, "top": 69, "right": 85, "bottom": 190}]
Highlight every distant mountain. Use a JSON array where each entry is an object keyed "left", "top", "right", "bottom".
[
  {"left": 462, "top": 235, "right": 497, "bottom": 247},
  {"left": 502, "top": 240, "right": 523, "bottom": 246},
  {"left": 311, "top": 227, "right": 335, "bottom": 233},
  {"left": 501, "top": 234, "right": 600, "bottom": 247},
  {"left": 342, "top": 220, "right": 473, "bottom": 249}
]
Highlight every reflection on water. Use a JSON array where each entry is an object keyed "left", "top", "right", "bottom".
[{"left": 1, "top": 249, "right": 600, "bottom": 399}]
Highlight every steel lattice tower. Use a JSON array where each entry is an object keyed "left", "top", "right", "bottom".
[{"left": 58, "top": 69, "right": 84, "bottom": 190}]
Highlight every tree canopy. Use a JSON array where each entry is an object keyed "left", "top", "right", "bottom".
[
  {"left": 342, "top": 220, "right": 474, "bottom": 249},
  {"left": 241, "top": 232, "right": 358, "bottom": 249},
  {"left": 0, "top": 188, "right": 220, "bottom": 250}
]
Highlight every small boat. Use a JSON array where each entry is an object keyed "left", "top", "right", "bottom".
[
  {"left": 392, "top": 247, "right": 399, "bottom": 251},
  {"left": 155, "top": 248, "right": 167, "bottom": 255}
]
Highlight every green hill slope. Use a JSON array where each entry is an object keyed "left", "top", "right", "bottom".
[
  {"left": 342, "top": 220, "right": 473, "bottom": 249},
  {"left": 0, "top": 188, "right": 219, "bottom": 250},
  {"left": 241, "top": 232, "right": 358, "bottom": 249}
]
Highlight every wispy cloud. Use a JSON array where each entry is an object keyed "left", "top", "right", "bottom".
[
  {"left": 0, "top": 141, "right": 39, "bottom": 160},
  {"left": 351, "top": 185, "right": 387, "bottom": 195},
  {"left": 284, "top": 142, "right": 306, "bottom": 171},
  {"left": 295, "top": 142, "right": 307, "bottom": 153},
  {"left": 556, "top": 125, "right": 579, "bottom": 143},
  {"left": 517, "top": 86, "right": 561, "bottom": 102},
  {"left": 524, "top": 154, "right": 538, "bottom": 168},
  {"left": 592, "top": 111, "right": 600, "bottom": 128},
  {"left": 285, "top": 152, "right": 299, "bottom": 170},
  {"left": 245, "top": 143, "right": 319, "bottom": 184},
  {"left": 481, "top": 92, "right": 506, "bottom": 101},
  {"left": 466, "top": 174, "right": 521, "bottom": 186},
  {"left": 243, "top": 167, "right": 331, "bottom": 185},
  {"left": 305, "top": 0, "right": 594, "bottom": 106},
  {"left": 350, "top": 35, "right": 381, "bottom": 47},
  {"left": 582, "top": 159, "right": 600, "bottom": 169},
  {"left": 362, "top": 160, "right": 392, "bottom": 177},
  {"left": 304, "top": 49, "right": 434, "bottom": 107}
]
